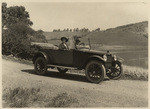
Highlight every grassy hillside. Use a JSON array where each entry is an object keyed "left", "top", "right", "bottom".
[
  {"left": 86, "top": 21, "right": 148, "bottom": 46},
  {"left": 44, "top": 21, "right": 148, "bottom": 46},
  {"left": 85, "top": 31, "right": 147, "bottom": 46},
  {"left": 44, "top": 32, "right": 89, "bottom": 41},
  {"left": 105, "top": 21, "right": 148, "bottom": 34}
]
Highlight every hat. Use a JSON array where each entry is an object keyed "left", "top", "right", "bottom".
[{"left": 61, "top": 37, "right": 68, "bottom": 42}]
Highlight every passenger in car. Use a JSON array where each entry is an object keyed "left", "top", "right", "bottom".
[
  {"left": 59, "top": 37, "right": 69, "bottom": 50},
  {"left": 74, "top": 38, "right": 80, "bottom": 49}
]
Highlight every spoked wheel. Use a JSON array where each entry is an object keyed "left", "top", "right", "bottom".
[
  {"left": 34, "top": 57, "right": 47, "bottom": 75},
  {"left": 106, "top": 61, "right": 123, "bottom": 80},
  {"left": 57, "top": 67, "right": 68, "bottom": 74},
  {"left": 85, "top": 61, "right": 105, "bottom": 83}
]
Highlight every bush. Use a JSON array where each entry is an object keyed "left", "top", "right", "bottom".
[
  {"left": 3, "top": 87, "right": 79, "bottom": 108},
  {"left": 121, "top": 65, "right": 148, "bottom": 80},
  {"left": 3, "top": 87, "right": 42, "bottom": 107},
  {"left": 2, "top": 23, "right": 33, "bottom": 56},
  {"left": 46, "top": 92, "right": 78, "bottom": 107},
  {"left": 2, "top": 23, "right": 46, "bottom": 60},
  {"left": 2, "top": 3, "right": 47, "bottom": 60}
]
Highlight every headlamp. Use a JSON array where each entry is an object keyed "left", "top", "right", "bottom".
[{"left": 103, "top": 54, "right": 107, "bottom": 61}]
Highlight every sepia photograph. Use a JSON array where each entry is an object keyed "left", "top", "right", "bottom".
[{"left": 1, "top": 0, "right": 148, "bottom": 108}]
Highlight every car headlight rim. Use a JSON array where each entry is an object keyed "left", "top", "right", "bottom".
[{"left": 103, "top": 54, "right": 107, "bottom": 61}]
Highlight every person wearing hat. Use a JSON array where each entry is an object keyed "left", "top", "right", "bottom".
[
  {"left": 73, "top": 36, "right": 81, "bottom": 49},
  {"left": 59, "top": 37, "right": 69, "bottom": 50},
  {"left": 75, "top": 38, "right": 81, "bottom": 49}
]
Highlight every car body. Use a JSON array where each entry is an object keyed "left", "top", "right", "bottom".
[{"left": 32, "top": 37, "right": 123, "bottom": 83}]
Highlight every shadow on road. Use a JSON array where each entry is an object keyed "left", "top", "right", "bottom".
[{"left": 21, "top": 69, "right": 109, "bottom": 83}]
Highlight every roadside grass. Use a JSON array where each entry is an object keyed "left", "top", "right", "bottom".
[
  {"left": 122, "top": 65, "right": 148, "bottom": 81},
  {"left": 45, "top": 92, "right": 79, "bottom": 107},
  {"left": 2, "top": 55, "right": 33, "bottom": 66},
  {"left": 3, "top": 87, "right": 79, "bottom": 108}
]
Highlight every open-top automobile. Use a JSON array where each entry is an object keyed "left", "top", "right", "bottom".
[{"left": 32, "top": 36, "right": 123, "bottom": 83}]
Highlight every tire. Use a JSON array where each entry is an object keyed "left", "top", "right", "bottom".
[
  {"left": 57, "top": 67, "right": 68, "bottom": 74},
  {"left": 85, "top": 60, "right": 105, "bottom": 83},
  {"left": 34, "top": 57, "right": 47, "bottom": 75},
  {"left": 106, "top": 61, "right": 123, "bottom": 80}
]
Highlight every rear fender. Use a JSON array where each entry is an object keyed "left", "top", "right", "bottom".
[{"left": 32, "top": 51, "right": 49, "bottom": 64}]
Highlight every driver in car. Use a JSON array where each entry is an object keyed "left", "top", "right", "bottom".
[{"left": 59, "top": 37, "right": 69, "bottom": 50}]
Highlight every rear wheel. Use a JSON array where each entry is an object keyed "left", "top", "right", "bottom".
[
  {"left": 57, "top": 67, "right": 68, "bottom": 74},
  {"left": 106, "top": 61, "right": 123, "bottom": 80},
  {"left": 85, "top": 61, "right": 105, "bottom": 83},
  {"left": 34, "top": 57, "right": 47, "bottom": 75}
]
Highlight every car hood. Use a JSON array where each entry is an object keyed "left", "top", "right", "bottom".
[{"left": 78, "top": 49, "right": 107, "bottom": 55}]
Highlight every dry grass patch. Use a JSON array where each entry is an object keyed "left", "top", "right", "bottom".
[
  {"left": 45, "top": 92, "right": 79, "bottom": 107},
  {"left": 3, "top": 87, "right": 79, "bottom": 108},
  {"left": 122, "top": 65, "right": 148, "bottom": 80}
]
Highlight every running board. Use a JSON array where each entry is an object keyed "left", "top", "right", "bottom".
[{"left": 47, "top": 64, "right": 77, "bottom": 70}]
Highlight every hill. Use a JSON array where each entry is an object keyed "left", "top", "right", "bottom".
[
  {"left": 84, "top": 21, "right": 148, "bottom": 46},
  {"left": 44, "top": 31, "right": 89, "bottom": 41},
  {"left": 44, "top": 21, "right": 148, "bottom": 46},
  {"left": 105, "top": 21, "right": 148, "bottom": 34}
]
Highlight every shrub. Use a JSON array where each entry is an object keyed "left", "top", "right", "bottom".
[
  {"left": 3, "top": 87, "right": 79, "bottom": 108},
  {"left": 2, "top": 23, "right": 33, "bottom": 56},
  {"left": 122, "top": 65, "right": 148, "bottom": 80},
  {"left": 3, "top": 87, "right": 42, "bottom": 107},
  {"left": 2, "top": 3, "right": 47, "bottom": 60},
  {"left": 46, "top": 92, "right": 78, "bottom": 107},
  {"left": 2, "top": 23, "right": 46, "bottom": 60}
]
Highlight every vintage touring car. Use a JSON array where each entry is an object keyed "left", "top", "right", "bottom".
[{"left": 32, "top": 36, "right": 123, "bottom": 83}]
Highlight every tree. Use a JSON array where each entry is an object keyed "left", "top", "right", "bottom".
[
  {"left": 53, "top": 29, "right": 57, "bottom": 32},
  {"left": 57, "top": 29, "right": 60, "bottom": 32},
  {"left": 37, "top": 29, "right": 44, "bottom": 33},
  {"left": 95, "top": 28, "right": 100, "bottom": 32},
  {"left": 73, "top": 28, "right": 76, "bottom": 32},
  {"left": 66, "top": 28, "right": 69, "bottom": 32},
  {"left": 76, "top": 28, "right": 79, "bottom": 32},
  {"left": 2, "top": 3, "right": 37, "bottom": 59},
  {"left": 2, "top": 2, "right": 33, "bottom": 29},
  {"left": 2, "top": 23, "right": 34, "bottom": 57},
  {"left": 31, "top": 29, "right": 47, "bottom": 42}
]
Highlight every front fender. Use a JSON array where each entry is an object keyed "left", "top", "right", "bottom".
[
  {"left": 83, "top": 55, "right": 105, "bottom": 69},
  {"left": 89, "top": 55, "right": 105, "bottom": 62},
  {"left": 32, "top": 51, "right": 49, "bottom": 64}
]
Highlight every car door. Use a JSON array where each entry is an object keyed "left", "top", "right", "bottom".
[
  {"left": 73, "top": 49, "right": 90, "bottom": 69},
  {"left": 48, "top": 49, "right": 73, "bottom": 66}
]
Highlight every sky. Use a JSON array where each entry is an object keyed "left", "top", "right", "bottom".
[{"left": 6, "top": 2, "right": 148, "bottom": 32}]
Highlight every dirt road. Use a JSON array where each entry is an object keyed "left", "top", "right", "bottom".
[{"left": 2, "top": 59, "right": 148, "bottom": 107}]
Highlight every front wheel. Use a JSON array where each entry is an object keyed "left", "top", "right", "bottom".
[
  {"left": 34, "top": 57, "right": 47, "bottom": 75},
  {"left": 106, "top": 61, "right": 123, "bottom": 80},
  {"left": 85, "top": 61, "right": 105, "bottom": 83}
]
